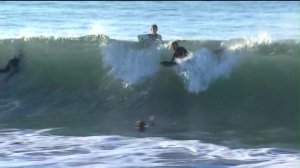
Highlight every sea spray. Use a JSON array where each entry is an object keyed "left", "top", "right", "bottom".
[
  {"left": 101, "top": 41, "right": 161, "bottom": 86},
  {"left": 176, "top": 48, "right": 241, "bottom": 92}
]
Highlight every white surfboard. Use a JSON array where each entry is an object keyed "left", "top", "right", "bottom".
[
  {"left": 138, "top": 34, "right": 152, "bottom": 42},
  {"left": 138, "top": 34, "right": 162, "bottom": 43}
]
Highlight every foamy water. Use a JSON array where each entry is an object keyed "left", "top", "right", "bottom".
[
  {"left": 101, "top": 41, "right": 161, "bottom": 86},
  {"left": 0, "top": 129, "right": 299, "bottom": 168}
]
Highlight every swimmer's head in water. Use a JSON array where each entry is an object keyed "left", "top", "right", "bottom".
[
  {"left": 171, "top": 41, "right": 179, "bottom": 50},
  {"left": 135, "top": 120, "right": 146, "bottom": 132}
]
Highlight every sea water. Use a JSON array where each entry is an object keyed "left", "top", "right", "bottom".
[{"left": 0, "top": 1, "right": 299, "bottom": 168}]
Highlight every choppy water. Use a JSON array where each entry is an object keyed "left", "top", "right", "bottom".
[
  {"left": 1, "top": 1, "right": 299, "bottom": 40},
  {"left": 0, "top": 1, "right": 299, "bottom": 168}
]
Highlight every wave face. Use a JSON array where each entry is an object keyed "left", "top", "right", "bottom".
[{"left": 0, "top": 35, "right": 299, "bottom": 146}]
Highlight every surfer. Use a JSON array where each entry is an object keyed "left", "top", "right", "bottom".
[
  {"left": 137, "top": 24, "right": 162, "bottom": 46},
  {"left": 135, "top": 115, "right": 155, "bottom": 132},
  {"left": 0, "top": 51, "right": 23, "bottom": 78},
  {"left": 160, "top": 41, "right": 189, "bottom": 66},
  {"left": 148, "top": 24, "right": 162, "bottom": 42},
  {"left": 170, "top": 41, "right": 189, "bottom": 61}
]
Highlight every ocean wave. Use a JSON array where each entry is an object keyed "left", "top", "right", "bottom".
[{"left": 0, "top": 35, "right": 299, "bottom": 145}]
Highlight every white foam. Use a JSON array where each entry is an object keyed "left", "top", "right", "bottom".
[
  {"left": 225, "top": 32, "right": 273, "bottom": 50},
  {"left": 0, "top": 129, "right": 299, "bottom": 168},
  {"left": 101, "top": 41, "right": 160, "bottom": 86},
  {"left": 176, "top": 48, "right": 240, "bottom": 93},
  {"left": 101, "top": 42, "right": 244, "bottom": 92}
]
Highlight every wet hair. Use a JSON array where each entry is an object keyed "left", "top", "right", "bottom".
[
  {"left": 171, "top": 41, "right": 178, "bottom": 46},
  {"left": 151, "top": 24, "right": 158, "bottom": 29}
]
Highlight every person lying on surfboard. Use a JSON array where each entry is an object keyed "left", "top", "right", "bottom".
[{"left": 160, "top": 41, "right": 189, "bottom": 66}]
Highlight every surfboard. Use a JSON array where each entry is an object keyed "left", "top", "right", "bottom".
[
  {"left": 138, "top": 34, "right": 162, "bottom": 43},
  {"left": 160, "top": 61, "right": 177, "bottom": 67},
  {"left": 138, "top": 34, "right": 152, "bottom": 43}
]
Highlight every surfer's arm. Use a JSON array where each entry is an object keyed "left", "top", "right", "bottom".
[
  {"left": 171, "top": 53, "right": 177, "bottom": 62},
  {"left": 184, "top": 48, "right": 189, "bottom": 56}
]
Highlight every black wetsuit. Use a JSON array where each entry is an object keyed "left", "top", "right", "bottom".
[
  {"left": 160, "top": 46, "right": 189, "bottom": 66},
  {"left": 172, "top": 46, "right": 188, "bottom": 61},
  {"left": 0, "top": 58, "right": 19, "bottom": 73}
]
